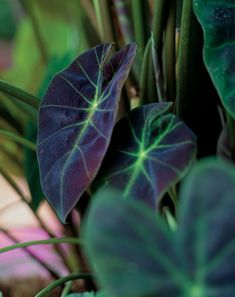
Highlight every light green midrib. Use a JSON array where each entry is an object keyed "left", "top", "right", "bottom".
[
  {"left": 59, "top": 68, "right": 102, "bottom": 215},
  {"left": 123, "top": 115, "right": 180, "bottom": 196}
]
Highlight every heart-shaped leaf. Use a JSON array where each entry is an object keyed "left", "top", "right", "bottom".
[
  {"left": 37, "top": 43, "right": 136, "bottom": 222},
  {"left": 94, "top": 103, "right": 197, "bottom": 206},
  {"left": 193, "top": 0, "right": 235, "bottom": 118},
  {"left": 83, "top": 158, "right": 235, "bottom": 297}
]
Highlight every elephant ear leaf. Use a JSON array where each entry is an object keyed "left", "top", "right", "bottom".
[
  {"left": 193, "top": 0, "right": 235, "bottom": 118},
  {"left": 83, "top": 159, "right": 235, "bottom": 297},
  {"left": 37, "top": 43, "right": 136, "bottom": 222},
  {"left": 94, "top": 103, "right": 197, "bottom": 207}
]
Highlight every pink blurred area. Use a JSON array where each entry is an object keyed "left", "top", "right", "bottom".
[{"left": 0, "top": 175, "right": 69, "bottom": 295}]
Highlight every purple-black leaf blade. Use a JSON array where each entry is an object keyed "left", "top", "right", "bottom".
[
  {"left": 82, "top": 188, "right": 182, "bottom": 297},
  {"left": 37, "top": 43, "right": 137, "bottom": 222},
  {"left": 94, "top": 103, "right": 197, "bottom": 207}
]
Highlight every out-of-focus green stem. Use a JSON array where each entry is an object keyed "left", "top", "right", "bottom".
[
  {"left": 163, "top": 0, "right": 176, "bottom": 101},
  {"left": 0, "top": 237, "right": 83, "bottom": 254},
  {"left": 130, "top": 0, "right": 148, "bottom": 57},
  {"left": 176, "top": 0, "right": 193, "bottom": 116},
  {"left": 152, "top": 0, "right": 169, "bottom": 61},
  {"left": 0, "top": 80, "right": 39, "bottom": 109},
  {"left": 93, "top": 0, "right": 116, "bottom": 43},
  {"left": 0, "top": 129, "right": 36, "bottom": 151},
  {"left": 139, "top": 38, "right": 151, "bottom": 104},
  {"left": 35, "top": 273, "right": 92, "bottom": 297}
]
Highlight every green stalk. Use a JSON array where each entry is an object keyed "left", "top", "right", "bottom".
[
  {"left": 0, "top": 237, "right": 83, "bottom": 254},
  {"left": 35, "top": 273, "right": 92, "bottom": 297},
  {"left": 176, "top": 0, "right": 193, "bottom": 116},
  {"left": 130, "top": 0, "right": 148, "bottom": 57},
  {"left": 162, "top": 0, "right": 176, "bottom": 101},
  {"left": 139, "top": 38, "right": 151, "bottom": 104},
  {"left": 152, "top": 0, "right": 170, "bottom": 62},
  {"left": 93, "top": 0, "right": 116, "bottom": 43},
  {"left": 0, "top": 80, "right": 39, "bottom": 109},
  {"left": 0, "top": 129, "right": 36, "bottom": 151}
]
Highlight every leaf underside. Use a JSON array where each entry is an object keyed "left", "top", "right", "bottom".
[
  {"left": 193, "top": 0, "right": 235, "bottom": 118},
  {"left": 83, "top": 158, "right": 235, "bottom": 297},
  {"left": 37, "top": 43, "right": 136, "bottom": 222},
  {"left": 94, "top": 103, "right": 197, "bottom": 207}
]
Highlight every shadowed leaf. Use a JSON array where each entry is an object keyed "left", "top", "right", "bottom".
[
  {"left": 94, "top": 103, "right": 197, "bottom": 206},
  {"left": 83, "top": 158, "right": 235, "bottom": 297},
  {"left": 193, "top": 0, "right": 235, "bottom": 118},
  {"left": 37, "top": 43, "right": 136, "bottom": 222}
]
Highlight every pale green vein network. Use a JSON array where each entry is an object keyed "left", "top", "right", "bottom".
[
  {"left": 121, "top": 114, "right": 186, "bottom": 196},
  {"left": 58, "top": 45, "right": 120, "bottom": 214}
]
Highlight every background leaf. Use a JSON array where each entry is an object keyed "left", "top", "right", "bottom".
[
  {"left": 193, "top": 0, "right": 235, "bottom": 118},
  {"left": 94, "top": 103, "right": 197, "bottom": 207},
  {"left": 83, "top": 158, "right": 235, "bottom": 297},
  {"left": 37, "top": 43, "right": 136, "bottom": 222}
]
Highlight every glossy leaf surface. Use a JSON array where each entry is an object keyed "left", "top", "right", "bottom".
[
  {"left": 84, "top": 158, "right": 235, "bottom": 297},
  {"left": 193, "top": 0, "right": 235, "bottom": 118},
  {"left": 94, "top": 103, "right": 197, "bottom": 206},
  {"left": 37, "top": 43, "right": 136, "bottom": 222}
]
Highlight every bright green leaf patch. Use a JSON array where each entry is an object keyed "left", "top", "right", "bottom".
[
  {"left": 193, "top": 0, "right": 235, "bottom": 118},
  {"left": 83, "top": 158, "right": 235, "bottom": 297},
  {"left": 94, "top": 103, "right": 197, "bottom": 206}
]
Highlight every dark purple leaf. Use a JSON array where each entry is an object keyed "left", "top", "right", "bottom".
[
  {"left": 94, "top": 103, "right": 197, "bottom": 207},
  {"left": 37, "top": 43, "right": 136, "bottom": 222}
]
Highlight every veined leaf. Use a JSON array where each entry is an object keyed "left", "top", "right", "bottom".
[
  {"left": 94, "top": 103, "right": 197, "bottom": 206},
  {"left": 83, "top": 158, "right": 235, "bottom": 297},
  {"left": 25, "top": 54, "right": 74, "bottom": 211},
  {"left": 193, "top": 0, "right": 235, "bottom": 118},
  {"left": 37, "top": 43, "right": 136, "bottom": 222}
]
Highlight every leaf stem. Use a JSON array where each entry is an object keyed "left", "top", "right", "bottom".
[
  {"left": 0, "top": 129, "right": 36, "bottom": 151},
  {"left": 35, "top": 273, "right": 92, "bottom": 297},
  {"left": 0, "top": 80, "right": 39, "bottom": 109},
  {"left": 176, "top": 0, "right": 193, "bottom": 115},
  {"left": 0, "top": 237, "right": 83, "bottom": 254}
]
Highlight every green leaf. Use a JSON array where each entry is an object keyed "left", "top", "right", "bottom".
[
  {"left": 37, "top": 43, "right": 137, "bottom": 222},
  {"left": 94, "top": 103, "right": 197, "bottom": 206},
  {"left": 193, "top": 0, "right": 235, "bottom": 118},
  {"left": 83, "top": 158, "right": 235, "bottom": 297}
]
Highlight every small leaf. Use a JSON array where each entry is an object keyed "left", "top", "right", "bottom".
[
  {"left": 37, "top": 43, "right": 137, "bottom": 222},
  {"left": 83, "top": 158, "right": 235, "bottom": 297},
  {"left": 193, "top": 0, "right": 235, "bottom": 118},
  {"left": 94, "top": 103, "right": 197, "bottom": 206}
]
